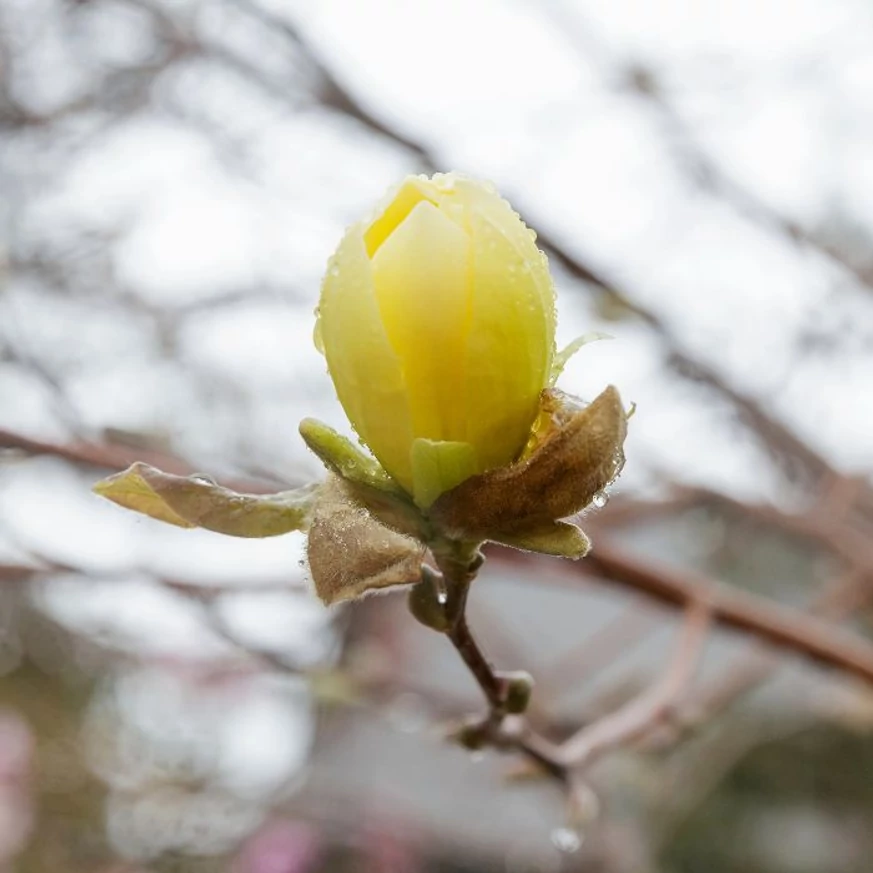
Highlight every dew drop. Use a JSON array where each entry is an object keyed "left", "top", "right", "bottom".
[
  {"left": 591, "top": 491, "right": 608, "bottom": 509},
  {"left": 550, "top": 827, "right": 581, "bottom": 854},
  {"left": 433, "top": 173, "right": 456, "bottom": 191},
  {"left": 433, "top": 574, "right": 448, "bottom": 605}
]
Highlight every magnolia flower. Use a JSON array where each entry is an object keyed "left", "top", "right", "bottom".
[
  {"left": 93, "top": 172, "right": 626, "bottom": 608},
  {"left": 315, "top": 173, "right": 556, "bottom": 507}
]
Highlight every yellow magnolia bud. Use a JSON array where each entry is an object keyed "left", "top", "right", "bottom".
[{"left": 315, "top": 173, "right": 556, "bottom": 508}]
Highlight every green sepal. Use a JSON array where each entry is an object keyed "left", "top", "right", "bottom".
[
  {"left": 299, "top": 418, "right": 427, "bottom": 540},
  {"left": 93, "top": 463, "right": 318, "bottom": 537},
  {"left": 299, "top": 417, "right": 403, "bottom": 495},
  {"left": 491, "top": 521, "right": 591, "bottom": 559},
  {"left": 410, "top": 438, "right": 478, "bottom": 509}
]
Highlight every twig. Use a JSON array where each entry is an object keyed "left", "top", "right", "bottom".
[
  {"left": 430, "top": 551, "right": 511, "bottom": 717},
  {"left": 576, "top": 541, "right": 873, "bottom": 685},
  {"left": 558, "top": 600, "right": 710, "bottom": 768},
  {"left": 646, "top": 569, "right": 872, "bottom": 748},
  {"left": 445, "top": 609, "right": 507, "bottom": 712},
  {"left": 0, "top": 427, "right": 277, "bottom": 493}
]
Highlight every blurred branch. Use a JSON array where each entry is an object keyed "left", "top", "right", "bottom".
[
  {"left": 224, "top": 0, "right": 432, "bottom": 162},
  {"left": 596, "top": 479, "right": 873, "bottom": 576},
  {"left": 0, "top": 427, "right": 276, "bottom": 492},
  {"left": 545, "top": 0, "right": 873, "bottom": 296},
  {"left": 558, "top": 599, "right": 710, "bottom": 767},
  {"left": 578, "top": 540, "right": 873, "bottom": 683},
  {"left": 535, "top": 603, "right": 659, "bottom": 710}
]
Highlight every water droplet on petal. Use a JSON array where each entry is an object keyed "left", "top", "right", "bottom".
[
  {"left": 550, "top": 827, "right": 582, "bottom": 854},
  {"left": 591, "top": 491, "right": 608, "bottom": 509},
  {"left": 436, "top": 591, "right": 448, "bottom": 605},
  {"left": 190, "top": 474, "right": 217, "bottom": 486}
]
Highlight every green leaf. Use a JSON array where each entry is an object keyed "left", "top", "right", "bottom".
[
  {"left": 550, "top": 332, "right": 613, "bottom": 385},
  {"left": 93, "top": 463, "right": 318, "bottom": 537}
]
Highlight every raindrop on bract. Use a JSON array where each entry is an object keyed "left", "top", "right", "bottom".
[
  {"left": 591, "top": 491, "right": 608, "bottom": 509},
  {"left": 550, "top": 827, "right": 582, "bottom": 854},
  {"left": 436, "top": 590, "right": 448, "bottom": 605}
]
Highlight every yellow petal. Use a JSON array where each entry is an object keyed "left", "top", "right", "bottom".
[
  {"left": 363, "top": 177, "right": 436, "bottom": 257},
  {"left": 453, "top": 176, "right": 556, "bottom": 339},
  {"left": 319, "top": 228, "right": 415, "bottom": 489},
  {"left": 371, "top": 200, "right": 472, "bottom": 441},
  {"left": 462, "top": 190, "right": 555, "bottom": 471}
]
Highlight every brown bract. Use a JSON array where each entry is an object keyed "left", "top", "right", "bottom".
[
  {"left": 308, "top": 477, "right": 426, "bottom": 605},
  {"left": 429, "top": 386, "right": 627, "bottom": 551}
]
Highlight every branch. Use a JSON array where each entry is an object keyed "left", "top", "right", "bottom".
[
  {"left": 579, "top": 540, "right": 873, "bottom": 685},
  {"left": 646, "top": 568, "right": 873, "bottom": 748},
  {"left": 0, "top": 428, "right": 277, "bottom": 493},
  {"left": 558, "top": 599, "right": 710, "bottom": 767},
  {"left": 445, "top": 609, "right": 507, "bottom": 712}
]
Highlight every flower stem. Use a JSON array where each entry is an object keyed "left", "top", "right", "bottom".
[{"left": 433, "top": 545, "right": 508, "bottom": 714}]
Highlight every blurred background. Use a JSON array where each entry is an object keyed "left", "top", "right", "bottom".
[{"left": 3, "top": 0, "right": 873, "bottom": 870}]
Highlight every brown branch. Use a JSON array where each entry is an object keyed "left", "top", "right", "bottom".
[
  {"left": 557, "top": 600, "right": 711, "bottom": 767},
  {"left": 579, "top": 540, "right": 873, "bottom": 684},
  {"left": 648, "top": 568, "right": 873, "bottom": 747},
  {"left": 445, "top": 609, "right": 507, "bottom": 712},
  {"left": 667, "top": 484, "right": 873, "bottom": 575},
  {"left": 0, "top": 427, "right": 277, "bottom": 493},
  {"left": 0, "top": 563, "right": 43, "bottom": 583}
]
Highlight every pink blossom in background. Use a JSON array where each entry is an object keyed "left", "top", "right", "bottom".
[
  {"left": 0, "top": 712, "right": 34, "bottom": 865},
  {"left": 233, "top": 820, "right": 322, "bottom": 873}
]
